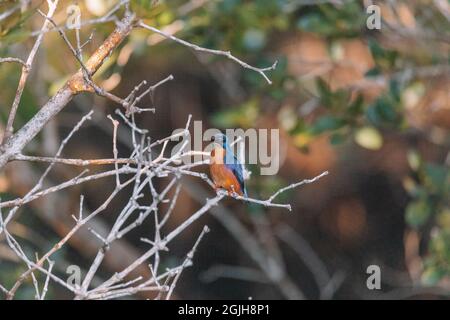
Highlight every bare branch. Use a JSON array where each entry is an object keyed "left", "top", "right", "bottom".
[
  {"left": 138, "top": 21, "right": 277, "bottom": 84},
  {"left": 268, "top": 171, "right": 329, "bottom": 203},
  {"left": 166, "top": 225, "right": 210, "bottom": 299},
  {"left": 0, "top": 57, "right": 28, "bottom": 68},
  {"left": 0, "top": 10, "right": 136, "bottom": 170},
  {"left": 3, "top": 0, "right": 60, "bottom": 143}
]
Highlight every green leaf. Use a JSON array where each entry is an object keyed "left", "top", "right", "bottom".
[
  {"left": 421, "top": 267, "right": 445, "bottom": 286},
  {"left": 296, "top": 13, "right": 326, "bottom": 33},
  {"left": 316, "top": 78, "right": 332, "bottom": 108},
  {"left": 242, "top": 28, "right": 266, "bottom": 51},
  {"left": 310, "top": 115, "right": 345, "bottom": 135},
  {"left": 407, "top": 150, "right": 421, "bottom": 171},
  {"left": 389, "top": 79, "right": 401, "bottom": 103},
  {"left": 210, "top": 98, "right": 259, "bottom": 128},
  {"left": 424, "top": 164, "right": 448, "bottom": 192},
  {"left": 366, "top": 97, "right": 399, "bottom": 126},
  {"left": 354, "top": 127, "right": 383, "bottom": 150},
  {"left": 348, "top": 94, "right": 364, "bottom": 115},
  {"left": 368, "top": 39, "right": 385, "bottom": 60},
  {"left": 329, "top": 132, "right": 346, "bottom": 145},
  {"left": 406, "top": 200, "right": 431, "bottom": 229},
  {"left": 364, "top": 67, "right": 381, "bottom": 77},
  {"left": 368, "top": 38, "right": 398, "bottom": 69}
]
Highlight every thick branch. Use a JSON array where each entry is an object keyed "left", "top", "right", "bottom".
[{"left": 0, "top": 11, "right": 136, "bottom": 171}]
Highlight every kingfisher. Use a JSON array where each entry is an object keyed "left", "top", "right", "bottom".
[{"left": 210, "top": 133, "right": 247, "bottom": 197}]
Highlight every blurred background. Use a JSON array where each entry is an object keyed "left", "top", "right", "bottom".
[{"left": 0, "top": 0, "right": 449, "bottom": 299}]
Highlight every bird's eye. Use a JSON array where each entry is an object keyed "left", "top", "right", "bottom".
[{"left": 211, "top": 136, "right": 215, "bottom": 142}]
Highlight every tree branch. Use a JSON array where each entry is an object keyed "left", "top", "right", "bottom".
[{"left": 0, "top": 10, "right": 136, "bottom": 171}]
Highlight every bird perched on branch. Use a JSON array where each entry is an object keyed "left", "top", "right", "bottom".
[{"left": 210, "top": 133, "right": 247, "bottom": 197}]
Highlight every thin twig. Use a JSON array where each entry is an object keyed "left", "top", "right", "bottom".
[
  {"left": 138, "top": 21, "right": 277, "bottom": 84},
  {"left": 3, "top": 0, "right": 60, "bottom": 143}
]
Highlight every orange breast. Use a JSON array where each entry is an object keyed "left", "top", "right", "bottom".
[{"left": 210, "top": 148, "right": 243, "bottom": 196}]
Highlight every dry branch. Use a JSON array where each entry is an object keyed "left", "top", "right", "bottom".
[{"left": 0, "top": 1, "right": 327, "bottom": 300}]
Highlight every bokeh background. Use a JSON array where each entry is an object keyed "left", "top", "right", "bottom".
[{"left": 0, "top": 0, "right": 449, "bottom": 299}]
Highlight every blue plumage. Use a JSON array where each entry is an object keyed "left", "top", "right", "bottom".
[{"left": 220, "top": 135, "right": 247, "bottom": 197}]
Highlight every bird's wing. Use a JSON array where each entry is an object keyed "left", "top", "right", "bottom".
[{"left": 225, "top": 154, "right": 247, "bottom": 197}]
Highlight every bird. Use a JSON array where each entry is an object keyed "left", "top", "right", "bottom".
[{"left": 209, "top": 133, "right": 247, "bottom": 197}]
